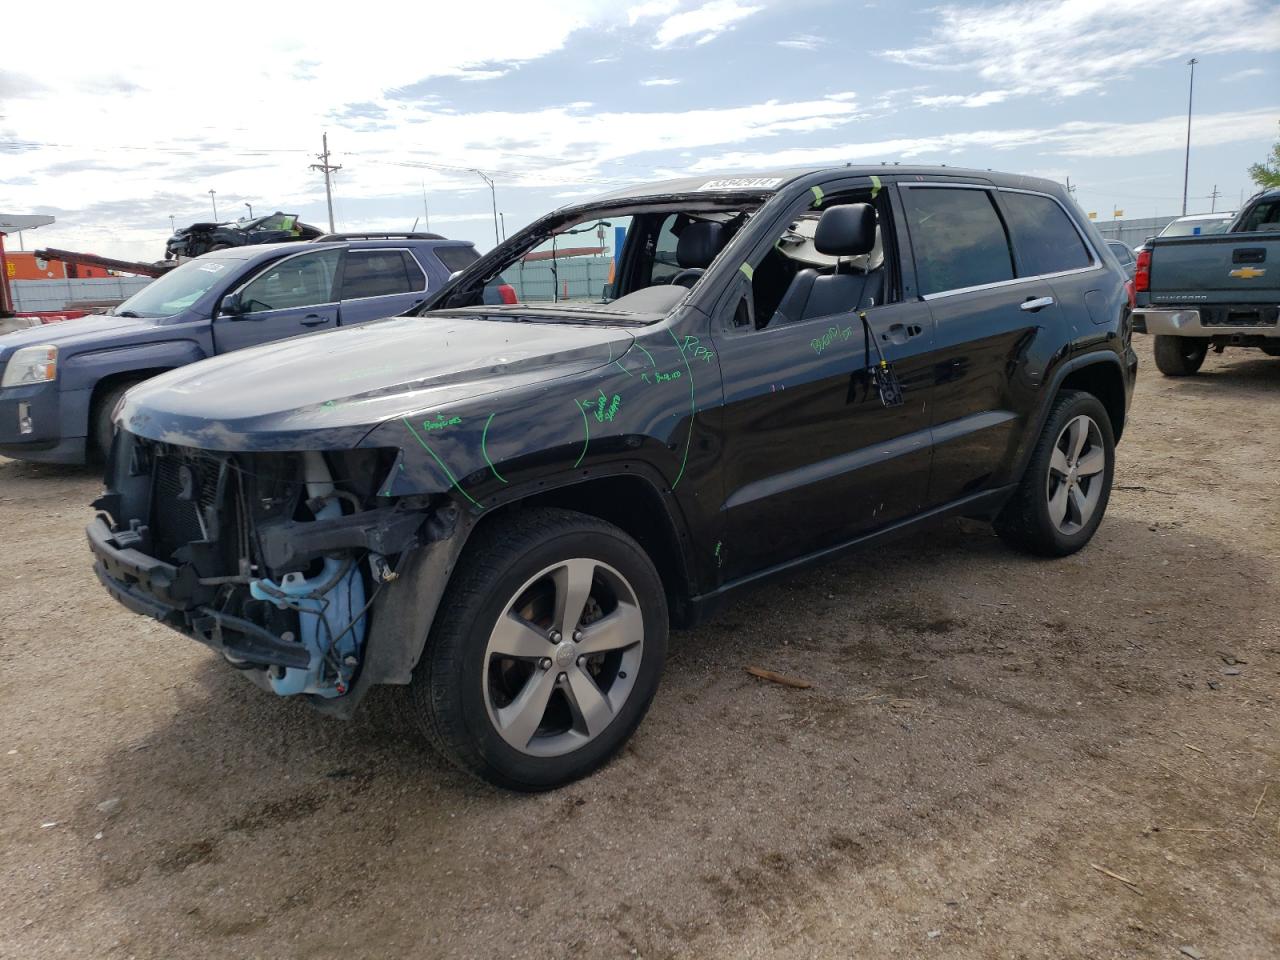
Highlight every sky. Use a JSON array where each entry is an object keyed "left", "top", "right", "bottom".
[{"left": 1, "top": 0, "right": 1278, "bottom": 263}]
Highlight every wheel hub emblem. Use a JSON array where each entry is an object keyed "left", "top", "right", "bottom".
[{"left": 555, "top": 643, "right": 575, "bottom": 668}]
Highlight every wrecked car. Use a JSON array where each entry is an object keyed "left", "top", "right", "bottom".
[
  {"left": 164, "top": 212, "right": 325, "bottom": 260},
  {"left": 89, "top": 166, "right": 1135, "bottom": 791}
]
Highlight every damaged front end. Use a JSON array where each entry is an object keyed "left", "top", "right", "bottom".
[{"left": 88, "top": 431, "right": 453, "bottom": 708}]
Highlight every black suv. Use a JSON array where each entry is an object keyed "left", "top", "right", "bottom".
[{"left": 89, "top": 166, "right": 1137, "bottom": 790}]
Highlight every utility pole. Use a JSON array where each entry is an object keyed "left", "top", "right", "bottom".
[
  {"left": 421, "top": 182, "right": 430, "bottom": 232},
  {"left": 471, "top": 168, "right": 500, "bottom": 247},
  {"left": 500, "top": 212, "right": 507, "bottom": 241},
  {"left": 208, "top": 189, "right": 218, "bottom": 220},
  {"left": 169, "top": 215, "right": 175, "bottom": 234},
  {"left": 1208, "top": 184, "right": 1220, "bottom": 213},
  {"left": 310, "top": 132, "right": 342, "bottom": 233},
  {"left": 1182, "top": 57, "right": 1198, "bottom": 217}
]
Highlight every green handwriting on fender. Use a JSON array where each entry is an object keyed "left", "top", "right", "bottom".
[
  {"left": 642, "top": 369, "right": 683, "bottom": 384},
  {"left": 422, "top": 414, "right": 462, "bottom": 431},
  {"left": 811, "top": 325, "right": 854, "bottom": 356},
  {"left": 583, "top": 393, "right": 622, "bottom": 423},
  {"left": 680, "top": 336, "right": 716, "bottom": 364}
]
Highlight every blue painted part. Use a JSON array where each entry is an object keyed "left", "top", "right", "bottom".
[
  {"left": 248, "top": 502, "right": 367, "bottom": 698},
  {"left": 614, "top": 226, "right": 627, "bottom": 268}
]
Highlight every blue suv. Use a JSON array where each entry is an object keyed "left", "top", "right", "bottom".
[{"left": 0, "top": 233, "right": 480, "bottom": 464}]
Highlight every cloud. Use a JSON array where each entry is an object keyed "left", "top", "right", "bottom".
[
  {"left": 884, "top": 0, "right": 1280, "bottom": 98},
  {"left": 914, "top": 90, "right": 1012, "bottom": 109},
  {"left": 627, "top": 0, "right": 678, "bottom": 24},
  {"left": 688, "top": 107, "right": 1280, "bottom": 170},
  {"left": 653, "top": 1, "right": 764, "bottom": 47},
  {"left": 776, "top": 34, "right": 824, "bottom": 50},
  {"left": 640, "top": 77, "right": 682, "bottom": 86},
  {"left": 1222, "top": 67, "right": 1266, "bottom": 81}
]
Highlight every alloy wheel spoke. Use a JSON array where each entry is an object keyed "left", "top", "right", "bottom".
[
  {"left": 1067, "top": 417, "right": 1089, "bottom": 462},
  {"left": 1076, "top": 447, "right": 1106, "bottom": 477},
  {"left": 564, "top": 666, "right": 614, "bottom": 739},
  {"left": 576, "top": 601, "right": 644, "bottom": 656},
  {"left": 553, "top": 559, "right": 596, "bottom": 635},
  {"left": 1048, "top": 482, "right": 1070, "bottom": 528},
  {"left": 488, "top": 612, "right": 553, "bottom": 660},
  {"left": 1068, "top": 483, "right": 1089, "bottom": 526},
  {"left": 495, "top": 667, "right": 559, "bottom": 749},
  {"left": 1049, "top": 447, "right": 1071, "bottom": 478}
]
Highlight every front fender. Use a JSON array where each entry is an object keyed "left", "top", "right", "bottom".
[{"left": 60, "top": 339, "right": 209, "bottom": 394}]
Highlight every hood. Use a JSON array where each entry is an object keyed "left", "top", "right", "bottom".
[
  {"left": 0, "top": 314, "right": 157, "bottom": 361},
  {"left": 118, "top": 313, "right": 636, "bottom": 451}
]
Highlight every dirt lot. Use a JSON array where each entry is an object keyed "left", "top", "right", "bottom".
[{"left": 1, "top": 336, "right": 1277, "bottom": 960}]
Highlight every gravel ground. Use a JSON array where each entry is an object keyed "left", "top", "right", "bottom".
[{"left": 1, "top": 336, "right": 1277, "bottom": 960}]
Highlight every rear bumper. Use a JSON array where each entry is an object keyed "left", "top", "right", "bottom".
[{"left": 1133, "top": 307, "right": 1279, "bottom": 339}]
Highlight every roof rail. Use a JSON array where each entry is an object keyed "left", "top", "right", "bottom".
[{"left": 313, "top": 232, "right": 447, "bottom": 242}]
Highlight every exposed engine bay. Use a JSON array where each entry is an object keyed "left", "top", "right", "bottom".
[{"left": 89, "top": 434, "right": 437, "bottom": 702}]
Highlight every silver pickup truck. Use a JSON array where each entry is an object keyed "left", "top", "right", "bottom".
[{"left": 1133, "top": 187, "right": 1280, "bottom": 375}]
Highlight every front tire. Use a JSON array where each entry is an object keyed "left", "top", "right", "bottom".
[
  {"left": 90, "top": 380, "right": 140, "bottom": 463},
  {"left": 1153, "top": 335, "right": 1207, "bottom": 376},
  {"left": 406, "top": 508, "right": 668, "bottom": 791},
  {"left": 995, "top": 390, "right": 1115, "bottom": 557}
]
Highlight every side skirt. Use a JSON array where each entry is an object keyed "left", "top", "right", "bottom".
[{"left": 682, "top": 484, "right": 1017, "bottom": 628}]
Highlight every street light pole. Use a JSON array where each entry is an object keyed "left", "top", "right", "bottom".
[
  {"left": 472, "top": 169, "right": 500, "bottom": 247},
  {"left": 245, "top": 202, "right": 254, "bottom": 219},
  {"left": 1182, "top": 57, "right": 1198, "bottom": 217},
  {"left": 169, "top": 215, "right": 176, "bottom": 234},
  {"left": 208, "top": 189, "right": 218, "bottom": 221}
]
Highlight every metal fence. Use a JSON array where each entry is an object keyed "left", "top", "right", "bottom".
[
  {"left": 1090, "top": 216, "right": 1179, "bottom": 250},
  {"left": 11, "top": 276, "right": 152, "bottom": 312},
  {"left": 504, "top": 256, "right": 614, "bottom": 303}
]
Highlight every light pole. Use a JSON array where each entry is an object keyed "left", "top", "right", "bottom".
[
  {"left": 208, "top": 189, "right": 218, "bottom": 221},
  {"left": 471, "top": 168, "right": 500, "bottom": 247},
  {"left": 244, "top": 202, "right": 254, "bottom": 219},
  {"left": 1182, "top": 57, "right": 1198, "bottom": 217}
]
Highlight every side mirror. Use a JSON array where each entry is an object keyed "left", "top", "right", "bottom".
[{"left": 218, "top": 291, "right": 245, "bottom": 317}]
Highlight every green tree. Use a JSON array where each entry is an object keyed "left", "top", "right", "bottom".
[{"left": 1248, "top": 123, "right": 1280, "bottom": 188}]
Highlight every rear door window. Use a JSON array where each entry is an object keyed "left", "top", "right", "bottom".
[
  {"left": 401, "top": 251, "right": 427, "bottom": 290},
  {"left": 900, "top": 187, "right": 1014, "bottom": 296},
  {"left": 999, "top": 192, "right": 1093, "bottom": 277},
  {"left": 434, "top": 245, "right": 481, "bottom": 274},
  {"left": 341, "top": 250, "right": 416, "bottom": 299}
]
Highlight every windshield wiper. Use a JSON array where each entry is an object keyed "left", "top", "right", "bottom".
[{"left": 114, "top": 310, "right": 142, "bottom": 318}]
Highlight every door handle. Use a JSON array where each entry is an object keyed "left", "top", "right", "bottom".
[
  {"left": 880, "top": 322, "right": 925, "bottom": 345},
  {"left": 300, "top": 314, "right": 330, "bottom": 327},
  {"left": 1020, "top": 296, "right": 1055, "bottom": 312}
]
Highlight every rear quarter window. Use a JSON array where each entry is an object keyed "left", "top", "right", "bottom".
[
  {"left": 999, "top": 192, "right": 1092, "bottom": 276},
  {"left": 901, "top": 187, "right": 1014, "bottom": 296},
  {"left": 434, "top": 245, "right": 481, "bottom": 274}
]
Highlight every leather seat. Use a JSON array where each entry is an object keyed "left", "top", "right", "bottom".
[
  {"left": 668, "top": 221, "right": 727, "bottom": 288},
  {"left": 775, "top": 203, "right": 885, "bottom": 323}
]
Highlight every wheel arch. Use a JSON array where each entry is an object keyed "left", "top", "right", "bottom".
[{"left": 1057, "top": 356, "right": 1127, "bottom": 441}]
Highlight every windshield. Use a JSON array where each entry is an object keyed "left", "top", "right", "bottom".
[
  {"left": 113, "top": 256, "right": 237, "bottom": 318},
  {"left": 450, "top": 201, "right": 758, "bottom": 321},
  {"left": 1160, "top": 217, "right": 1231, "bottom": 237}
]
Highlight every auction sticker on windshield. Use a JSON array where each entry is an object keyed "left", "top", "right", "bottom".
[{"left": 698, "top": 177, "right": 784, "bottom": 191}]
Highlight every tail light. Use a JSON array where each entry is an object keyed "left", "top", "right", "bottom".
[
  {"left": 1134, "top": 248, "right": 1151, "bottom": 293},
  {"left": 497, "top": 283, "right": 517, "bottom": 304}
]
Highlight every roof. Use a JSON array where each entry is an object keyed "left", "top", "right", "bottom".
[{"left": 575, "top": 165, "right": 1066, "bottom": 207}]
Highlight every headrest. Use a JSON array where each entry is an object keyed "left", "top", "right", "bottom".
[
  {"left": 814, "top": 203, "right": 877, "bottom": 257},
  {"left": 676, "top": 221, "right": 727, "bottom": 269}
]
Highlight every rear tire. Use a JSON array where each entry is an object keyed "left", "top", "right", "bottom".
[
  {"left": 90, "top": 380, "right": 140, "bottom": 463},
  {"left": 405, "top": 508, "right": 668, "bottom": 791},
  {"left": 1153, "top": 335, "right": 1207, "bottom": 376},
  {"left": 995, "top": 390, "right": 1115, "bottom": 557}
]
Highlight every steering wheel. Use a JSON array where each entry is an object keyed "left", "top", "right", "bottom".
[{"left": 667, "top": 268, "right": 705, "bottom": 289}]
